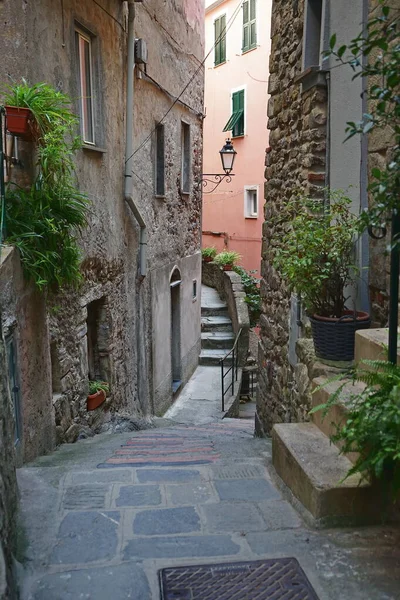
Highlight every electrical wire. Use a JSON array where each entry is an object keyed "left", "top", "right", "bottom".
[
  {"left": 90, "top": 0, "right": 125, "bottom": 30},
  {"left": 126, "top": 0, "right": 244, "bottom": 164}
]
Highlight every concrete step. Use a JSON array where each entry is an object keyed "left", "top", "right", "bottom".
[
  {"left": 199, "top": 349, "right": 232, "bottom": 366},
  {"left": 201, "top": 315, "right": 233, "bottom": 332},
  {"left": 201, "top": 304, "right": 229, "bottom": 318},
  {"left": 201, "top": 331, "right": 235, "bottom": 350},
  {"left": 355, "top": 328, "right": 400, "bottom": 364},
  {"left": 311, "top": 376, "right": 366, "bottom": 465},
  {"left": 272, "top": 423, "right": 378, "bottom": 525}
]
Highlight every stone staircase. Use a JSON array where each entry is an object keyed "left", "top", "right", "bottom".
[
  {"left": 200, "top": 286, "right": 234, "bottom": 366},
  {"left": 272, "top": 328, "right": 395, "bottom": 526}
]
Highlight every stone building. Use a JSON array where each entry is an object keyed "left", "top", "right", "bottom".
[
  {"left": 0, "top": 0, "right": 204, "bottom": 463},
  {"left": 257, "top": 0, "right": 396, "bottom": 435}
]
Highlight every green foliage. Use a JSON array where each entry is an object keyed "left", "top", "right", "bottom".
[
  {"left": 310, "top": 360, "right": 400, "bottom": 497},
  {"left": 3, "top": 81, "right": 88, "bottom": 290},
  {"left": 272, "top": 190, "right": 360, "bottom": 318},
  {"left": 89, "top": 381, "right": 109, "bottom": 395},
  {"left": 326, "top": 2, "right": 400, "bottom": 243},
  {"left": 233, "top": 266, "right": 261, "bottom": 327},
  {"left": 201, "top": 246, "right": 217, "bottom": 259},
  {"left": 213, "top": 250, "right": 241, "bottom": 267}
]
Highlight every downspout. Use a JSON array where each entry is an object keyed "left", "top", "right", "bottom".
[{"left": 125, "top": 0, "right": 147, "bottom": 277}]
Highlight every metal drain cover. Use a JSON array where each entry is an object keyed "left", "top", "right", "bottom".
[{"left": 159, "top": 558, "right": 319, "bottom": 600}]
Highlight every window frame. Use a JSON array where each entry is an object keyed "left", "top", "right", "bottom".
[
  {"left": 302, "top": 0, "right": 324, "bottom": 70},
  {"left": 214, "top": 13, "right": 227, "bottom": 66},
  {"left": 181, "top": 121, "right": 191, "bottom": 195},
  {"left": 155, "top": 123, "right": 165, "bottom": 197},
  {"left": 242, "top": 0, "right": 257, "bottom": 53},
  {"left": 223, "top": 87, "right": 245, "bottom": 138},
  {"left": 244, "top": 185, "right": 259, "bottom": 218},
  {"left": 76, "top": 28, "right": 96, "bottom": 145}
]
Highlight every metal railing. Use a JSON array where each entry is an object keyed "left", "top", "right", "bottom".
[{"left": 220, "top": 328, "right": 242, "bottom": 412}]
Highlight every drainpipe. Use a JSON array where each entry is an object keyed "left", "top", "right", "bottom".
[{"left": 124, "top": 0, "right": 147, "bottom": 277}]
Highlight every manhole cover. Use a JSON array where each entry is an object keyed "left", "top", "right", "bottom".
[{"left": 159, "top": 558, "right": 319, "bottom": 600}]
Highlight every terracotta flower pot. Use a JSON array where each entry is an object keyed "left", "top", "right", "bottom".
[
  {"left": 222, "top": 264, "right": 233, "bottom": 271},
  {"left": 203, "top": 256, "right": 214, "bottom": 263},
  {"left": 5, "top": 106, "right": 34, "bottom": 140},
  {"left": 87, "top": 389, "right": 106, "bottom": 411}
]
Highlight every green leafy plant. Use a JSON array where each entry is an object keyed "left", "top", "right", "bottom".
[
  {"left": 233, "top": 266, "right": 261, "bottom": 327},
  {"left": 213, "top": 250, "right": 241, "bottom": 267},
  {"left": 310, "top": 360, "right": 400, "bottom": 497},
  {"left": 273, "top": 190, "right": 360, "bottom": 318},
  {"left": 88, "top": 381, "right": 109, "bottom": 396},
  {"left": 201, "top": 246, "right": 217, "bottom": 259},
  {"left": 3, "top": 81, "right": 88, "bottom": 290},
  {"left": 326, "top": 2, "right": 400, "bottom": 242}
]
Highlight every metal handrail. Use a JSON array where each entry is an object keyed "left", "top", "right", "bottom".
[{"left": 220, "top": 328, "right": 242, "bottom": 412}]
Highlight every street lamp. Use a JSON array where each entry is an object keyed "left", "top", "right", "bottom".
[{"left": 202, "top": 139, "right": 237, "bottom": 193}]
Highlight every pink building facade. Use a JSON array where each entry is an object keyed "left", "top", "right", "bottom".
[{"left": 202, "top": 0, "right": 271, "bottom": 273}]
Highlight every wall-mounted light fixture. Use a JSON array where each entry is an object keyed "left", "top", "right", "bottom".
[{"left": 202, "top": 139, "right": 237, "bottom": 194}]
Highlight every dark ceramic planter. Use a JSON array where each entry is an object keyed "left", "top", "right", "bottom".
[
  {"left": 310, "top": 310, "right": 371, "bottom": 362},
  {"left": 5, "top": 106, "right": 34, "bottom": 140},
  {"left": 87, "top": 389, "right": 106, "bottom": 411}
]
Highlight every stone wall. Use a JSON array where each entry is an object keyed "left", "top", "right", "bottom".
[
  {"left": 0, "top": 320, "right": 18, "bottom": 600},
  {"left": 0, "top": 0, "right": 204, "bottom": 452},
  {"left": 257, "top": 0, "right": 328, "bottom": 435}
]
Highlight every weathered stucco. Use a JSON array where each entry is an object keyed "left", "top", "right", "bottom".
[{"left": 0, "top": 0, "right": 204, "bottom": 453}]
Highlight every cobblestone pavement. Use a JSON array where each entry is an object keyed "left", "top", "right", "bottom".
[{"left": 17, "top": 418, "right": 400, "bottom": 599}]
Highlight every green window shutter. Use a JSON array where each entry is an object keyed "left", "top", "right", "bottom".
[
  {"left": 243, "top": 0, "right": 257, "bottom": 52},
  {"left": 223, "top": 90, "right": 245, "bottom": 137},
  {"left": 214, "top": 15, "right": 226, "bottom": 66}
]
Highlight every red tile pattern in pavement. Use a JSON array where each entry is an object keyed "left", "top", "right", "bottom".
[{"left": 98, "top": 421, "right": 254, "bottom": 469}]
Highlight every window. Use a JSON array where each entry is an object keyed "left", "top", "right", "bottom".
[
  {"left": 76, "top": 30, "right": 95, "bottom": 144},
  {"left": 303, "top": 0, "right": 323, "bottom": 69},
  {"left": 192, "top": 279, "right": 197, "bottom": 300},
  {"left": 242, "top": 0, "right": 257, "bottom": 53},
  {"left": 214, "top": 14, "right": 226, "bottom": 66},
  {"left": 223, "top": 89, "right": 245, "bottom": 138},
  {"left": 244, "top": 186, "right": 258, "bottom": 218},
  {"left": 155, "top": 124, "right": 165, "bottom": 196},
  {"left": 181, "top": 122, "right": 190, "bottom": 194}
]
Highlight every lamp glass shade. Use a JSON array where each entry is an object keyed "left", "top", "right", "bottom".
[{"left": 219, "top": 139, "right": 237, "bottom": 174}]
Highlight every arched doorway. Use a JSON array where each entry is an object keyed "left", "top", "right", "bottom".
[{"left": 170, "top": 268, "right": 182, "bottom": 393}]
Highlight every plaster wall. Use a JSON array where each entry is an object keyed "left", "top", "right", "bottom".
[
  {"left": 202, "top": 0, "right": 271, "bottom": 274},
  {"left": 0, "top": 0, "right": 204, "bottom": 449}
]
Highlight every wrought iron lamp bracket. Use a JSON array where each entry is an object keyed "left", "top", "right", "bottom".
[{"left": 201, "top": 173, "right": 234, "bottom": 194}]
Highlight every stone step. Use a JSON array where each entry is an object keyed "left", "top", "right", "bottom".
[
  {"left": 272, "top": 423, "right": 378, "bottom": 525},
  {"left": 201, "top": 315, "right": 233, "bottom": 332},
  {"left": 201, "top": 331, "right": 235, "bottom": 350},
  {"left": 311, "top": 376, "right": 366, "bottom": 465},
  {"left": 201, "top": 304, "right": 229, "bottom": 318},
  {"left": 355, "top": 328, "right": 400, "bottom": 364},
  {"left": 199, "top": 349, "right": 232, "bottom": 366}
]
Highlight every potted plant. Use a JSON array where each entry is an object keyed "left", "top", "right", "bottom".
[
  {"left": 310, "top": 360, "right": 400, "bottom": 498},
  {"left": 273, "top": 190, "right": 370, "bottom": 362},
  {"left": 3, "top": 80, "right": 75, "bottom": 142},
  {"left": 87, "top": 381, "right": 109, "bottom": 411},
  {"left": 213, "top": 250, "right": 241, "bottom": 271},
  {"left": 201, "top": 246, "right": 217, "bottom": 263}
]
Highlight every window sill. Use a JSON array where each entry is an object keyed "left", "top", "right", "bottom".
[
  {"left": 180, "top": 189, "right": 190, "bottom": 196},
  {"left": 232, "top": 134, "right": 245, "bottom": 139},
  {"left": 82, "top": 144, "right": 107, "bottom": 154},
  {"left": 242, "top": 45, "right": 258, "bottom": 56},
  {"left": 245, "top": 215, "right": 258, "bottom": 219},
  {"left": 294, "top": 67, "right": 327, "bottom": 93},
  {"left": 155, "top": 194, "right": 166, "bottom": 200},
  {"left": 214, "top": 60, "right": 227, "bottom": 68}
]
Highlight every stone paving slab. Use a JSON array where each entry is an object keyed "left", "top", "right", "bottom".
[
  {"left": 30, "top": 562, "right": 150, "bottom": 600},
  {"left": 133, "top": 506, "right": 201, "bottom": 535},
  {"left": 211, "top": 464, "right": 266, "bottom": 480},
  {"left": 69, "top": 469, "right": 133, "bottom": 485},
  {"left": 123, "top": 534, "right": 241, "bottom": 560},
  {"left": 136, "top": 469, "right": 203, "bottom": 483},
  {"left": 200, "top": 502, "right": 268, "bottom": 533},
  {"left": 166, "top": 482, "right": 215, "bottom": 506},
  {"left": 214, "top": 478, "right": 280, "bottom": 502},
  {"left": 115, "top": 485, "right": 162, "bottom": 507},
  {"left": 256, "top": 500, "right": 303, "bottom": 530},
  {"left": 51, "top": 511, "right": 120, "bottom": 565},
  {"left": 62, "top": 484, "right": 110, "bottom": 510}
]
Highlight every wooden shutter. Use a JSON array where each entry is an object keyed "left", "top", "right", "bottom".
[
  {"left": 250, "top": 0, "right": 257, "bottom": 47},
  {"left": 214, "top": 17, "right": 221, "bottom": 65},
  {"left": 242, "top": 0, "right": 250, "bottom": 51},
  {"left": 220, "top": 14, "right": 226, "bottom": 63}
]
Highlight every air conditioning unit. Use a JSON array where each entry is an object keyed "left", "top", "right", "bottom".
[{"left": 135, "top": 39, "right": 148, "bottom": 65}]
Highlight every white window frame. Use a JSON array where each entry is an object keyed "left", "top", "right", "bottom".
[
  {"left": 76, "top": 28, "right": 95, "bottom": 145},
  {"left": 229, "top": 85, "right": 247, "bottom": 137},
  {"left": 244, "top": 185, "right": 259, "bottom": 218}
]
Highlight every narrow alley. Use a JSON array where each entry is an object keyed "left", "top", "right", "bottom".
[{"left": 17, "top": 413, "right": 400, "bottom": 599}]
